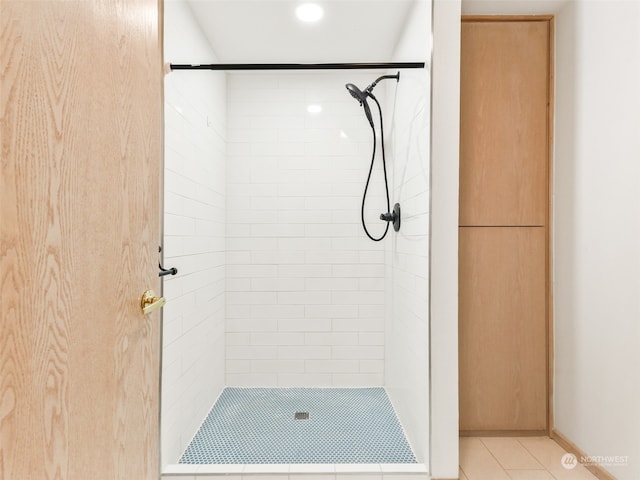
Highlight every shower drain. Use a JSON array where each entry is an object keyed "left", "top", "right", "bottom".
[{"left": 294, "top": 411, "right": 309, "bottom": 420}]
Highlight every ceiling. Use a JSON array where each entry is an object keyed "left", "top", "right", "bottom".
[
  {"left": 186, "top": 0, "right": 419, "bottom": 63},
  {"left": 461, "top": 0, "right": 569, "bottom": 15}
]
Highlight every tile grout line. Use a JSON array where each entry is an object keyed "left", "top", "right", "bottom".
[
  {"left": 495, "top": 437, "right": 546, "bottom": 471},
  {"left": 459, "top": 465, "right": 470, "bottom": 480},
  {"left": 477, "top": 437, "right": 513, "bottom": 477},
  {"left": 515, "top": 437, "right": 562, "bottom": 480}
]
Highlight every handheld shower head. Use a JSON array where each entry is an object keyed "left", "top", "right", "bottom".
[
  {"left": 345, "top": 83, "right": 374, "bottom": 128},
  {"left": 345, "top": 72, "right": 402, "bottom": 242},
  {"left": 346, "top": 83, "right": 366, "bottom": 102}
]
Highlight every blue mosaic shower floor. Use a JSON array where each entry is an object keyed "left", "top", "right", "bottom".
[{"left": 179, "top": 387, "right": 417, "bottom": 464}]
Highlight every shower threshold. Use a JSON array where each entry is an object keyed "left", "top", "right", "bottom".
[{"left": 162, "top": 461, "right": 429, "bottom": 478}]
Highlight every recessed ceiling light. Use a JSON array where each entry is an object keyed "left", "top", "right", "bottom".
[
  {"left": 307, "top": 104, "right": 322, "bottom": 113},
  {"left": 296, "top": 3, "right": 324, "bottom": 23}
]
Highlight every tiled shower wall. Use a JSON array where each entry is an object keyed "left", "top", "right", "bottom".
[
  {"left": 225, "top": 73, "right": 390, "bottom": 386},
  {"left": 384, "top": 0, "right": 432, "bottom": 464},
  {"left": 162, "top": 0, "right": 226, "bottom": 465}
]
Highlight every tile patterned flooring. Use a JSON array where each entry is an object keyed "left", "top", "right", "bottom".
[
  {"left": 460, "top": 437, "right": 599, "bottom": 480},
  {"left": 180, "top": 388, "right": 416, "bottom": 464}
]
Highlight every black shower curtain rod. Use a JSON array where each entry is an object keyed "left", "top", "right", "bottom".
[{"left": 169, "top": 62, "right": 425, "bottom": 71}]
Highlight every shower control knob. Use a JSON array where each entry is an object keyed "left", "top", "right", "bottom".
[{"left": 379, "top": 203, "right": 401, "bottom": 232}]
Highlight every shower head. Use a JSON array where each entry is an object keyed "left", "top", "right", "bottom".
[
  {"left": 345, "top": 83, "right": 374, "bottom": 128},
  {"left": 346, "top": 83, "right": 366, "bottom": 103}
]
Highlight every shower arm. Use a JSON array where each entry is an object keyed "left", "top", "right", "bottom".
[{"left": 364, "top": 73, "right": 400, "bottom": 95}]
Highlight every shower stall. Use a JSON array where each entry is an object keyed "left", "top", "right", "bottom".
[{"left": 161, "top": 1, "right": 432, "bottom": 477}]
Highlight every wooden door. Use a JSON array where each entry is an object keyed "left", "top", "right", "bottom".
[
  {"left": 0, "top": 2, "right": 163, "bottom": 479},
  {"left": 460, "top": 20, "right": 549, "bottom": 227},
  {"left": 459, "top": 228, "right": 547, "bottom": 430},
  {"left": 459, "top": 18, "right": 551, "bottom": 433}
]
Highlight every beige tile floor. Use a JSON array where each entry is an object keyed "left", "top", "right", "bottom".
[{"left": 459, "top": 437, "right": 599, "bottom": 480}]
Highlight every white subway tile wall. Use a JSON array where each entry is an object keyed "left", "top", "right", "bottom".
[
  {"left": 162, "top": 0, "right": 227, "bottom": 465},
  {"left": 226, "top": 72, "right": 389, "bottom": 386},
  {"left": 383, "top": 0, "right": 432, "bottom": 464}
]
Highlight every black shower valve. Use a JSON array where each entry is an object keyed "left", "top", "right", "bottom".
[{"left": 379, "top": 203, "right": 401, "bottom": 232}]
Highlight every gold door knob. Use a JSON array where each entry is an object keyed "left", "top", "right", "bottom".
[{"left": 141, "top": 290, "right": 166, "bottom": 315}]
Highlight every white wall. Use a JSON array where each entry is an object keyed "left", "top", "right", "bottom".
[
  {"left": 162, "top": 0, "right": 227, "bottom": 466},
  {"left": 554, "top": 2, "right": 640, "bottom": 479},
  {"left": 384, "top": 0, "right": 432, "bottom": 466},
  {"left": 430, "top": 0, "right": 461, "bottom": 477},
  {"left": 225, "top": 72, "right": 387, "bottom": 386}
]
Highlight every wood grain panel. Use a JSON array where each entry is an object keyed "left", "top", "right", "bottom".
[
  {"left": 0, "top": 2, "right": 162, "bottom": 479},
  {"left": 459, "top": 227, "right": 547, "bottom": 431},
  {"left": 460, "top": 21, "right": 549, "bottom": 226}
]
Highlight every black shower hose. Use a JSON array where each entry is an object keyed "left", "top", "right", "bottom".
[{"left": 361, "top": 93, "right": 391, "bottom": 242}]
